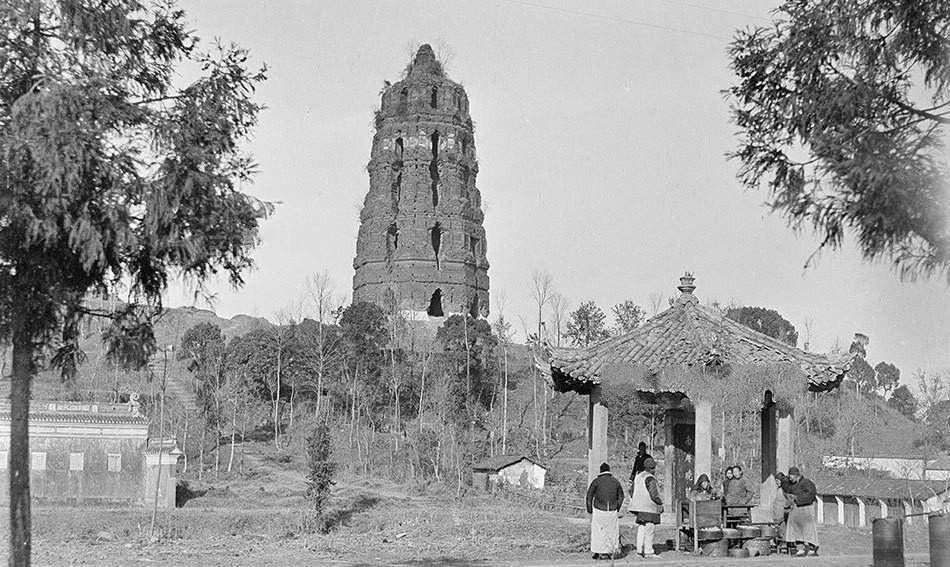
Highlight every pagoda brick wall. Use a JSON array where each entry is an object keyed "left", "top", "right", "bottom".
[{"left": 352, "top": 45, "right": 489, "bottom": 318}]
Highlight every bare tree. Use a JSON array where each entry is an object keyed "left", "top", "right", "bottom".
[
  {"left": 305, "top": 271, "right": 343, "bottom": 422},
  {"left": 803, "top": 318, "right": 816, "bottom": 351},
  {"left": 549, "top": 292, "right": 569, "bottom": 347},
  {"left": 529, "top": 270, "right": 554, "bottom": 455},
  {"left": 270, "top": 310, "right": 295, "bottom": 449},
  {"left": 648, "top": 292, "right": 666, "bottom": 316},
  {"left": 493, "top": 292, "right": 515, "bottom": 455}
]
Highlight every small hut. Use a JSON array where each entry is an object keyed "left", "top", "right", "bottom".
[
  {"left": 473, "top": 455, "right": 547, "bottom": 491},
  {"left": 926, "top": 455, "right": 950, "bottom": 481},
  {"left": 813, "top": 475, "right": 950, "bottom": 526},
  {"left": 537, "top": 273, "right": 852, "bottom": 520}
]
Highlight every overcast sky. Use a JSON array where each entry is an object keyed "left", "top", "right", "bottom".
[{"left": 170, "top": 0, "right": 949, "bottom": 383}]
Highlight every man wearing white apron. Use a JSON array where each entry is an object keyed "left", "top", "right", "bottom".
[
  {"left": 586, "top": 462, "right": 625, "bottom": 560},
  {"left": 630, "top": 457, "right": 663, "bottom": 558}
]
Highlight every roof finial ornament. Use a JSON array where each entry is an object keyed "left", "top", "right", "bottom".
[{"left": 678, "top": 272, "right": 696, "bottom": 294}]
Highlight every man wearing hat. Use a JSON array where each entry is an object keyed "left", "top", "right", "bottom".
[
  {"left": 586, "top": 462, "right": 625, "bottom": 560},
  {"left": 782, "top": 466, "right": 819, "bottom": 556},
  {"left": 630, "top": 457, "right": 664, "bottom": 558}
]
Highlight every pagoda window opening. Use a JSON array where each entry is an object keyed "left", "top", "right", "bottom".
[
  {"left": 430, "top": 86, "right": 438, "bottom": 108},
  {"left": 399, "top": 88, "right": 409, "bottom": 112},
  {"left": 430, "top": 131, "right": 440, "bottom": 207},
  {"left": 387, "top": 223, "right": 399, "bottom": 252},
  {"left": 427, "top": 289, "right": 444, "bottom": 317},
  {"left": 391, "top": 168, "right": 402, "bottom": 207},
  {"left": 470, "top": 236, "right": 480, "bottom": 257},
  {"left": 395, "top": 137, "right": 403, "bottom": 159},
  {"left": 430, "top": 222, "right": 442, "bottom": 268},
  {"left": 469, "top": 295, "right": 479, "bottom": 318}
]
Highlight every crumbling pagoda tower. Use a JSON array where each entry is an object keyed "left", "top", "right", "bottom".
[{"left": 353, "top": 45, "right": 489, "bottom": 318}]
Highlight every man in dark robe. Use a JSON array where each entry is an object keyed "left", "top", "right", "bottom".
[
  {"left": 629, "top": 442, "right": 653, "bottom": 485},
  {"left": 586, "top": 462, "right": 625, "bottom": 560}
]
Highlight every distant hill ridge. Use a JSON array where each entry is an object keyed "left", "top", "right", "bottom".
[{"left": 0, "top": 305, "right": 272, "bottom": 409}]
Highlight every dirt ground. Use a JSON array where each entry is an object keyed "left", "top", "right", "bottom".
[
  {"left": 0, "top": 445, "right": 937, "bottom": 565},
  {"left": 4, "top": 484, "right": 936, "bottom": 566}
]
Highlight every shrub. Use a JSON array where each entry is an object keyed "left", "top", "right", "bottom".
[{"left": 305, "top": 423, "right": 336, "bottom": 515}]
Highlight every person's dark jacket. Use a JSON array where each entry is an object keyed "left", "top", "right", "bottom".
[
  {"left": 587, "top": 472, "right": 625, "bottom": 513},
  {"left": 629, "top": 451, "right": 653, "bottom": 483},
  {"left": 781, "top": 477, "right": 817, "bottom": 506},
  {"left": 724, "top": 476, "right": 755, "bottom": 505}
]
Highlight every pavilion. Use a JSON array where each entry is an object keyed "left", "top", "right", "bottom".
[{"left": 536, "top": 273, "right": 852, "bottom": 519}]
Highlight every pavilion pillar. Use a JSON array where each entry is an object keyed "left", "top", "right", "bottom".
[
  {"left": 694, "top": 399, "right": 712, "bottom": 482},
  {"left": 777, "top": 406, "right": 795, "bottom": 475},
  {"left": 587, "top": 385, "right": 608, "bottom": 483},
  {"left": 759, "top": 391, "right": 778, "bottom": 513},
  {"left": 663, "top": 413, "right": 674, "bottom": 512}
]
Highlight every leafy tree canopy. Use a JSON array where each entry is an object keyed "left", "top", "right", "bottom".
[
  {"left": 612, "top": 300, "right": 645, "bottom": 335},
  {"left": 0, "top": 1, "right": 268, "bottom": 562},
  {"left": 436, "top": 314, "right": 498, "bottom": 417},
  {"left": 564, "top": 301, "right": 610, "bottom": 347},
  {"left": 728, "top": 0, "right": 950, "bottom": 281},
  {"left": 887, "top": 384, "right": 918, "bottom": 418},
  {"left": 874, "top": 361, "right": 901, "bottom": 396},
  {"left": 725, "top": 306, "right": 798, "bottom": 346}
]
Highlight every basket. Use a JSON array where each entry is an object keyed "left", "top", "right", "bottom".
[
  {"left": 739, "top": 525, "right": 761, "bottom": 538},
  {"left": 744, "top": 537, "right": 772, "bottom": 556},
  {"left": 701, "top": 539, "right": 729, "bottom": 557}
]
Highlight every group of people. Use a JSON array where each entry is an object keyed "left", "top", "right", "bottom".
[
  {"left": 585, "top": 441, "right": 820, "bottom": 560},
  {"left": 687, "top": 464, "right": 755, "bottom": 505},
  {"left": 585, "top": 442, "right": 663, "bottom": 560}
]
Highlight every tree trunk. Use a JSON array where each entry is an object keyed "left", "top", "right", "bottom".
[
  {"left": 228, "top": 403, "right": 237, "bottom": 473},
  {"left": 10, "top": 335, "right": 33, "bottom": 567},
  {"left": 149, "top": 372, "right": 167, "bottom": 538},
  {"left": 315, "top": 363, "right": 323, "bottom": 423},
  {"left": 181, "top": 411, "right": 189, "bottom": 474},
  {"left": 289, "top": 380, "right": 296, "bottom": 434},
  {"left": 240, "top": 401, "right": 248, "bottom": 475},
  {"left": 198, "top": 425, "right": 205, "bottom": 481},
  {"left": 273, "top": 347, "right": 281, "bottom": 449},
  {"left": 502, "top": 346, "right": 508, "bottom": 455},
  {"left": 214, "top": 371, "right": 221, "bottom": 480},
  {"left": 418, "top": 352, "right": 427, "bottom": 434}
]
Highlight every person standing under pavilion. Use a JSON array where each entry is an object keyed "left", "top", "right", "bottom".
[
  {"left": 586, "top": 462, "right": 625, "bottom": 560},
  {"left": 630, "top": 457, "right": 664, "bottom": 558}
]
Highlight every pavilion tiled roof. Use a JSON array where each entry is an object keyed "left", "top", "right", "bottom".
[{"left": 539, "top": 274, "right": 851, "bottom": 394}]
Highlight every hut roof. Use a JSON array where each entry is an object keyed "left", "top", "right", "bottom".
[
  {"left": 539, "top": 274, "right": 851, "bottom": 394},
  {"left": 473, "top": 455, "right": 544, "bottom": 472},
  {"left": 813, "top": 474, "right": 949, "bottom": 501},
  {"left": 0, "top": 400, "right": 149, "bottom": 426}
]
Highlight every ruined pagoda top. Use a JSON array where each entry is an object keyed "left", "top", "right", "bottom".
[
  {"left": 538, "top": 273, "right": 852, "bottom": 394},
  {"left": 406, "top": 44, "right": 445, "bottom": 79}
]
